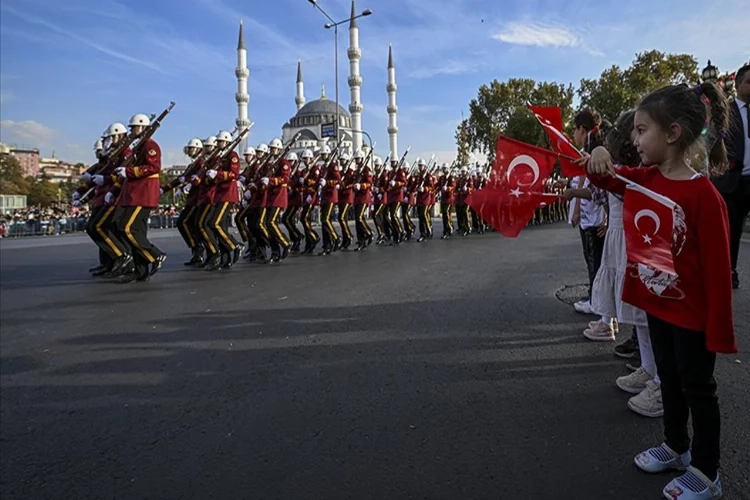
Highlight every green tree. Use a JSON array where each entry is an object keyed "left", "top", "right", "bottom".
[
  {"left": 455, "top": 119, "right": 471, "bottom": 166},
  {"left": 0, "top": 154, "right": 30, "bottom": 195},
  {"left": 578, "top": 50, "right": 700, "bottom": 122},
  {"left": 460, "top": 78, "right": 575, "bottom": 162},
  {"left": 26, "top": 176, "right": 59, "bottom": 207}
]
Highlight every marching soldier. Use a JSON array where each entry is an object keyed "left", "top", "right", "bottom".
[
  {"left": 372, "top": 157, "right": 390, "bottom": 244},
  {"left": 282, "top": 152, "right": 304, "bottom": 253},
  {"left": 415, "top": 160, "right": 435, "bottom": 242},
  {"left": 262, "top": 141, "right": 292, "bottom": 263},
  {"left": 469, "top": 168, "right": 481, "bottom": 233},
  {"left": 112, "top": 113, "right": 166, "bottom": 283},
  {"left": 437, "top": 163, "right": 455, "bottom": 239},
  {"left": 167, "top": 137, "right": 205, "bottom": 266},
  {"left": 387, "top": 160, "right": 407, "bottom": 245},
  {"left": 475, "top": 171, "right": 488, "bottom": 233},
  {"left": 455, "top": 166, "right": 474, "bottom": 236},
  {"left": 318, "top": 148, "right": 341, "bottom": 255},
  {"left": 338, "top": 152, "right": 358, "bottom": 249},
  {"left": 83, "top": 137, "right": 113, "bottom": 275},
  {"left": 353, "top": 154, "right": 374, "bottom": 250},
  {"left": 192, "top": 136, "right": 217, "bottom": 267},
  {"left": 236, "top": 146, "right": 257, "bottom": 258},
  {"left": 203, "top": 130, "right": 243, "bottom": 271},
  {"left": 403, "top": 159, "right": 420, "bottom": 240},
  {"left": 300, "top": 148, "right": 322, "bottom": 254},
  {"left": 248, "top": 143, "right": 271, "bottom": 262}
]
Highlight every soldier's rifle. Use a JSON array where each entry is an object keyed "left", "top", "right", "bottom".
[
  {"left": 355, "top": 143, "right": 376, "bottom": 184},
  {"left": 254, "top": 132, "right": 301, "bottom": 188}
]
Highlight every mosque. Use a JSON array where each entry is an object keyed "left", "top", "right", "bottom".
[{"left": 233, "top": 0, "right": 399, "bottom": 158}]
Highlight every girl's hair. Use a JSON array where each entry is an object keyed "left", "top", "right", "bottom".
[
  {"left": 637, "top": 82, "right": 729, "bottom": 174},
  {"left": 605, "top": 109, "right": 640, "bottom": 166},
  {"left": 574, "top": 108, "right": 604, "bottom": 153}
]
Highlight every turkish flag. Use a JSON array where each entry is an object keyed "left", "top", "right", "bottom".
[
  {"left": 622, "top": 183, "right": 686, "bottom": 276},
  {"left": 527, "top": 104, "right": 583, "bottom": 176},
  {"left": 470, "top": 135, "right": 559, "bottom": 237}
]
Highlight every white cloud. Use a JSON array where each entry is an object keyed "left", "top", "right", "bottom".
[
  {"left": 0, "top": 120, "right": 59, "bottom": 145},
  {"left": 408, "top": 61, "right": 474, "bottom": 80},
  {"left": 492, "top": 22, "right": 580, "bottom": 48}
]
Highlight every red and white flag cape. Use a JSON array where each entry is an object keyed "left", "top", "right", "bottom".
[{"left": 527, "top": 104, "right": 583, "bottom": 177}]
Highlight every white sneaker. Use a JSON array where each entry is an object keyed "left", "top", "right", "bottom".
[
  {"left": 574, "top": 300, "right": 595, "bottom": 315},
  {"left": 628, "top": 380, "right": 664, "bottom": 417},
  {"left": 590, "top": 318, "right": 619, "bottom": 333},
  {"left": 616, "top": 367, "right": 652, "bottom": 394},
  {"left": 583, "top": 320, "right": 615, "bottom": 341}
]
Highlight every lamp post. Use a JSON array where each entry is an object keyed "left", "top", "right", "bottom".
[
  {"left": 701, "top": 60, "right": 718, "bottom": 83},
  {"left": 307, "top": 0, "right": 372, "bottom": 147}
]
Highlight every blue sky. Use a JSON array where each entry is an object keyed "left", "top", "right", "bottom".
[{"left": 0, "top": 0, "right": 746, "bottom": 166}]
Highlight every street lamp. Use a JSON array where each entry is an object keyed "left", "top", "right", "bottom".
[
  {"left": 701, "top": 60, "right": 718, "bottom": 83},
  {"left": 307, "top": 0, "right": 372, "bottom": 148}
]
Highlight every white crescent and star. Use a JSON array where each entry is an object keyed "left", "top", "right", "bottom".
[
  {"left": 634, "top": 209, "right": 661, "bottom": 244},
  {"left": 505, "top": 154, "right": 540, "bottom": 187}
]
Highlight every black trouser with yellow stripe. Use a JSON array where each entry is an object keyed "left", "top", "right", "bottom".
[
  {"left": 205, "top": 201, "right": 238, "bottom": 256},
  {"left": 440, "top": 202, "right": 454, "bottom": 236},
  {"left": 264, "top": 206, "right": 290, "bottom": 256},
  {"left": 373, "top": 203, "right": 390, "bottom": 239},
  {"left": 85, "top": 205, "right": 114, "bottom": 269},
  {"left": 320, "top": 203, "right": 339, "bottom": 250},
  {"left": 177, "top": 205, "right": 202, "bottom": 251},
  {"left": 388, "top": 201, "right": 403, "bottom": 241},
  {"left": 282, "top": 205, "right": 303, "bottom": 245},
  {"left": 353, "top": 203, "right": 372, "bottom": 243},
  {"left": 417, "top": 204, "right": 432, "bottom": 238},
  {"left": 402, "top": 204, "right": 416, "bottom": 236},
  {"left": 249, "top": 206, "right": 270, "bottom": 254},
  {"left": 114, "top": 205, "right": 163, "bottom": 277},
  {"left": 456, "top": 203, "right": 470, "bottom": 233},
  {"left": 234, "top": 203, "right": 255, "bottom": 251},
  {"left": 299, "top": 203, "right": 319, "bottom": 249},
  {"left": 337, "top": 201, "right": 353, "bottom": 244},
  {"left": 89, "top": 203, "right": 128, "bottom": 262},
  {"left": 197, "top": 204, "right": 217, "bottom": 256}
]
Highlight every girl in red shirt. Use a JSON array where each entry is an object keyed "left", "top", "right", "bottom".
[{"left": 586, "top": 82, "right": 736, "bottom": 500}]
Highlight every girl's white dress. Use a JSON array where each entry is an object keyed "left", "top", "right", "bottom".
[{"left": 591, "top": 193, "right": 647, "bottom": 327}]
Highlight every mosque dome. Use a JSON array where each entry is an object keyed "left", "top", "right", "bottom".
[
  {"left": 296, "top": 98, "right": 350, "bottom": 118},
  {"left": 284, "top": 85, "right": 352, "bottom": 130}
]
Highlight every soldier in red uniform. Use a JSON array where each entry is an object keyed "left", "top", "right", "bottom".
[
  {"left": 203, "top": 130, "right": 243, "bottom": 271},
  {"left": 247, "top": 143, "right": 271, "bottom": 262},
  {"left": 387, "top": 160, "right": 407, "bottom": 245},
  {"left": 318, "top": 149, "right": 341, "bottom": 255},
  {"left": 83, "top": 137, "right": 110, "bottom": 274},
  {"left": 281, "top": 152, "right": 304, "bottom": 253},
  {"left": 475, "top": 170, "right": 488, "bottom": 233},
  {"left": 300, "top": 148, "right": 323, "bottom": 254},
  {"left": 415, "top": 160, "right": 435, "bottom": 242},
  {"left": 111, "top": 113, "right": 166, "bottom": 283},
  {"left": 469, "top": 168, "right": 481, "bottom": 234},
  {"left": 338, "top": 152, "right": 357, "bottom": 249},
  {"left": 192, "top": 136, "right": 217, "bottom": 267},
  {"left": 353, "top": 154, "right": 374, "bottom": 250},
  {"left": 403, "top": 159, "right": 420, "bottom": 240},
  {"left": 437, "top": 163, "right": 455, "bottom": 239},
  {"left": 373, "top": 159, "right": 391, "bottom": 244},
  {"left": 235, "top": 146, "right": 257, "bottom": 258},
  {"left": 262, "top": 140, "right": 292, "bottom": 263},
  {"left": 455, "top": 166, "right": 474, "bottom": 236}
]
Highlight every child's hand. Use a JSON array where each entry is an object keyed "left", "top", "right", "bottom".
[
  {"left": 587, "top": 146, "right": 613, "bottom": 175},
  {"left": 596, "top": 224, "right": 608, "bottom": 237},
  {"left": 562, "top": 189, "right": 576, "bottom": 202}
]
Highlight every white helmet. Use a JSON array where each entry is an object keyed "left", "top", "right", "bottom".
[
  {"left": 269, "top": 138, "right": 282, "bottom": 149},
  {"left": 320, "top": 145, "right": 331, "bottom": 155},
  {"left": 442, "top": 162, "right": 449, "bottom": 169},
  {"left": 417, "top": 157, "right": 425, "bottom": 166},
  {"left": 402, "top": 161, "right": 410, "bottom": 170},
  {"left": 128, "top": 113, "right": 150, "bottom": 127},
  {"left": 93, "top": 139, "right": 103, "bottom": 150},
  {"left": 106, "top": 122, "right": 127, "bottom": 137},
  {"left": 257, "top": 143, "right": 269, "bottom": 153},
  {"left": 340, "top": 152, "right": 351, "bottom": 162},
  {"left": 348, "top": 161, "right": 357, "bottom": 170},
  {"left": 301, "top": 149, "right": 314, "bottom": 159},
  {"left": 217, "top": 130, "right": 232, "bottom": 142},
  {"left": 460, "top": 166, "right": 468, "bottom": 174},
  {"left": 286, "top": 152, "right": 298, "bottom": 162},
  {"left": 187, "top": 137, "right": 203, "bottom": 149},
  {"left": 243, "top": 146, "right": 256, "bottom": 156},
  {"left": 353, "top": 149, "right": 364, "bottom": 160},
  {"left": 373, "top": 156, "right": 383, "bottom": 166},
  {"left": 204, "top": 136, "right": 217, "bottom": 147}
]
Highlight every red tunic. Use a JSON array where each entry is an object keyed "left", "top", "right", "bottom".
[
  {"left": 288, "top": 168, "right": 304, "bottom": 208},
  {"left": 455, "top": 176, "right": 473, "bottom": 205},
  {"left": 417, "top": 173, "right": 435, "bottom": 206},
  {"left": 249, "top": 160, "right": 269, "bottom": 209},
  {"left": 339, "top": 169, "right": 357, "bottom": 205},
  {"left": 354, "top": 167, "right": 373, "bottom": 205},
  {"left": 389, "top": 169, "right": 407, "bottom": 203},
  {"left": 321, "top": 162, "right": 341, "bottom": 205},
  {"left": 589, "top": 165, "right": 736, "bottom": 354},
  {"left": 375, "top": 171, "right": 389, "bottom": 205},
  {"left": 118, "top": 139, "right": 161, "bottom": 208},
  {"left": 267, "top": 159, "right": 291, "bottom": 208},
  {"left": 213, "top": 151, "right": 240, "bottom": 204},
  {"left": 303, "top": 166, "right": 321, "bottom": 206}
]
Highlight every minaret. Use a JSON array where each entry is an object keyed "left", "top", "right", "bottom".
[
  {"left": 235, "top": 19, "right": 250, "bottom": 151},
  {"left": 347, "top": 0, "right": 363, "bottom": 153},
  {"left": 295, "top": 59, "right": 305, "bottom": 112},
  {"left": 386, "top": 43, "right": 398, "bottom": 158}
]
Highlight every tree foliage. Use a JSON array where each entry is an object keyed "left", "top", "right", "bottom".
[
  {"left": 578, "top": 50, "right": 700, "bottom": 122},
  {"left": 0, "top": 154, "right": 30, "bottom": 195},
  {"left": 459, "top": 78, "right": 575, "bottom": 163},
  {"left": 454, "top": 119, "right": 471, "bottom": 166},
  {"left": 25, "top": 176, "right": 61, "bottom": 207}
]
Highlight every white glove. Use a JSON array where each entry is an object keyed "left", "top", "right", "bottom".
[
  {"left": 179, "top": 176, "right": 185, "bottom": 184},
  {"left": 377, "top": 194, "right": 382, "bottom": 200},
  {"left": 306, "top": 195, "right": 313, "bottom": 204},
  {"left": 261, "top": 177, "right": 269, "bottom": 186},
  {"left": 190, "top": 174, "right": 197, "bottom": 182},
  {"left": 115, "top": 167, "right": 126, "bottom": 178},
  {"left": 389, "top": 180, "right": 396, "bottom": 187},
  {"left": 183, "top": 184, "right": 191, "bottom": 194},
  {"left": 239, "top": 176, "right": 246, "bottom": 185},
  {"left": 207, "top": 169, "right": 218, "bottom": 179},
  {"left": 72, "top": 191, "right": 81, "bottom": 201},
  {"left": 241, "top": 200, "right": 248, "bottom": 208},
  {"left": 104, "top": 192, "right": 114, "bottom": 204},
  {"left": 462, "top": 187, "right": 467, "bottom": 192},
  {"left": 335, "top": 184, "right": 340, "bottom": 190},
  {"left": 72, "top": 200, "right": 81, "bottom": 208},
  {"left": 175, "top": 188, "right": 183, "bottom": 198},
  {"left": 442, "top": 186, "right": 447, "bottom": 192},
  {"left": 244, "top": 190, "right": 252, "bottom": 200},
  {"left": 298, "top": 177, "right": 305, "bottom": 184},
  {"left": 354, "top": 183, "right": 361, "bottom": 191},
  {"left": 92, "top": 174, "right": 105, "bottom": 186},
  {"left": 319, "top": 178, "right": 326, "bottom": 186},
  {"left": 80, "top": 172, "right": 92, "bottom": 183},
  {"left": 159, "top": 187, "right": 165, "bottom": 195},
  {"left": 418, "top": 186, "right": 424, "bottom": 193},
  {"left": 373, "top": 187, "right": 379, "bottom": 194}
]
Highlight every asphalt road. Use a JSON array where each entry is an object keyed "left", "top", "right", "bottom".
[{"left": 1, "top": 225, "right": 748, "bottom": 500}]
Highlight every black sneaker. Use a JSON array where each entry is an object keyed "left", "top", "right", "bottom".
[
  {"left": 626, "top": 352, "right": 641, "bottom": 372},
  {"left": 614, "top": 336, "right": 639, "bottom": 359},
  {"left": 150, "top": 254, "right": 167, "bottom": 276}
]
